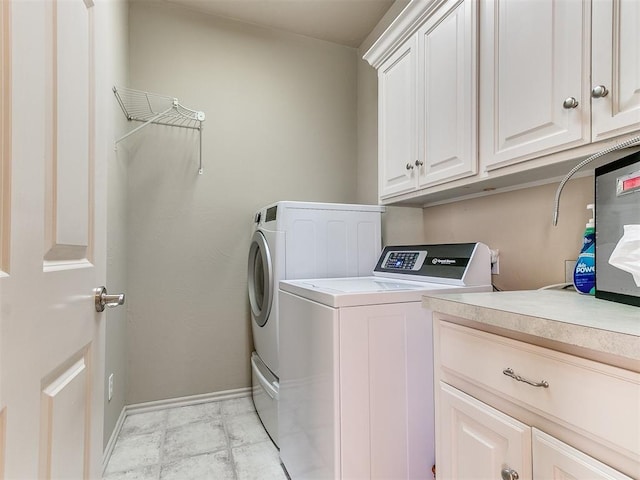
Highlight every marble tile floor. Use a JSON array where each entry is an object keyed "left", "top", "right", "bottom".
[{"left": 103, "top": 396, "right": 288, "bottom": 480}]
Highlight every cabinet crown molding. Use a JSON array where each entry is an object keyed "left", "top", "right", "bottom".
[{"left": 363, "top": 0, "right": 447, "bottom": 69}]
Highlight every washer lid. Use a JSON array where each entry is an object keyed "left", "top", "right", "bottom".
[
  {"left": 291, "top": 277, "right": 429, "bottom": 293},
  {"left": 279, "top": 276, "right": 486, "bottom": 308}
]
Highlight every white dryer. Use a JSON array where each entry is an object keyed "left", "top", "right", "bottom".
[
  {"left": 247, "top": 201, "right": 384, "bottom": 446},
  {"left": 278, "top": 243, "right": 493, "bottom": 479}
]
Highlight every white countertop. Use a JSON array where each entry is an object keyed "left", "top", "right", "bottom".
[{"left": 422, "top": 289, "right": 640, "bottom": 367}]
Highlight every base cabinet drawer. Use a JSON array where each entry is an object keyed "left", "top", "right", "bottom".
[{"left": 438, "top": 321, "right": 640, "bottom": 459}]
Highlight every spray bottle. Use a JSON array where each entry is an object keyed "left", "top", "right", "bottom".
[{"left": 573, "top": 204, "right": 595, "bottom": 295}]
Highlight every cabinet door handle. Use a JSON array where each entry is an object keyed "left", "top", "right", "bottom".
[
  {"left": 591, "top": 85, "right": 609, "bottom": 98},
  {"left": 501, "top": 467, "right": 519, "bottom": 480},
  {"left": 405, "top": 163, "right": 414, "bottom": 170},
  {"left": 503, "top": 367, "right": 549, "bottom": 388},
  {"left": 415, "top": 159, "right": 424, "bottom": 167},
  {"left": 562, "top": 97, "right": 579, "bottom": 109}
]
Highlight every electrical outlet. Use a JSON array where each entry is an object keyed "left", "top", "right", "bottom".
[
  {"left": 490, "top": 249, "right": 500, "bottom": 275},
  {"left": 565, "top": 260, "right": 576, "bottom": 284},
  {"left": 108, "top": 373, "right": 114, "bottom": 402}
]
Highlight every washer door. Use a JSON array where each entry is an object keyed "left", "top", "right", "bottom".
[{"left": 248, "top": 230, "right": 274, "bottom": 327}]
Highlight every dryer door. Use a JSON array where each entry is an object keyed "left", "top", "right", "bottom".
[{"left": 248, "top": 230, "right": 274, "bottom": 327}]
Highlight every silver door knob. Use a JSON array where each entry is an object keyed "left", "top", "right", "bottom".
[
  {"left": 94, "top": 286, "right": 125, "bottom": 312},
  {"left": 591, "top": 85, "right": 609, "bottom": 98},
  {"left": 501, "top": 467, "right": 519, "bottom": 480},
  {"left": 415, "top": 159, "right": 424, "bottom": 167},
  {"left": 405, "top": 163, "right": 414, "bottom": 170},
  {"left": 562, "top": 97, "right": 579, "bottom": 109}
]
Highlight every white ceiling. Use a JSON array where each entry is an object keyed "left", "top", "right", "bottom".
[{"left": 163, "top": 0, "right": 396, "bottom": 48}]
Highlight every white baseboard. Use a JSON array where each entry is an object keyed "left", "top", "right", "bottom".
[
  {"left": 125, "top": 387, "right": 252, "bottom": 416},
  {"left": 102, "top": 406, "right": 127, "bottom": 475},
  {"left": 102, "top": 387, "right": 252, "bottom": 474}
]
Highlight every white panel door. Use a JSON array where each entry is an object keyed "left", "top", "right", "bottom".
[
  {"left": 437, "top": 382, "right": 532, "bottom": 480},
  {"left": 533, "top": 429, "right": 633, "bottom": 480},
  {"left": 417, "top": 0, "right": 477, "bottom": 188},
  {"left": 0, "top": 0, "right": 107, "bottom": 478},
  {"left": 479, "top": 0, "right": 590, "bottom": 171},
  {"left": 591, "top": 0, "right": 640, "bottom": 141},
  {"left": 378, "top": 35, "right": 417, "bottom": 198}
]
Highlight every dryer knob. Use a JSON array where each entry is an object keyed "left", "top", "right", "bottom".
[{"left": 255, "top": 212, "right": 262, "bottom": 224}]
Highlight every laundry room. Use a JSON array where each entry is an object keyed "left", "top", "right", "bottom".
[
  {"left": 104, "top": 0, "right": 431, "bottom": 473},
  {"left": 106, "top": 0, "right": 425, "bottom": 431},
  {"left": 2, "top": 0, "right": 639, "bottom": 478}
]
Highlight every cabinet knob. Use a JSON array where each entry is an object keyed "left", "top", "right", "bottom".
[
  {"left": 501, "top": 467, "right": 519, "bottom": 480},
  {"left": 591, "top": 85, "right": 609, "bottom": 98},
  {"left": 415, "top": 159, "right": 424, "bottom": 167},
  {"left": 405, "top": 163, "right": 414, "bottom": 170},
  {"left": 562, "top": 97, "right": 579, "bottom": 109}
]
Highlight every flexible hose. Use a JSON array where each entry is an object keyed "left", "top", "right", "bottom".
[{"left": 552, "top": 135, "right": 640, "bottom": 226}]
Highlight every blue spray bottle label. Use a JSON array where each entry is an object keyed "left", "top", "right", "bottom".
[
  {"left": 574, "top": 205, "right": 596, "bottom": 295},
  {"left": 573, "top": 243, "right": 595, "bottom": 295}
]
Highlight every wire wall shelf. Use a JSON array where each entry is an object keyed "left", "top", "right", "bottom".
[{"left": 113, "top": 86, "right": 206, "bottom": 174}]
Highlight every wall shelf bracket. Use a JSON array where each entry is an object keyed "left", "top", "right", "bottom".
[{"left": 113, "top": 86, "right": 206, "bottom": 174}]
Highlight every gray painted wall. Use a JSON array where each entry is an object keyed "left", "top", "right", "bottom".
[
  {"left": 422, "top": 176, "right": 594, "bottom": 291},
  {"left": 124, "top": 1, "right": 363, "bottom": 404},
  {"left": 102, "top": 0, "right": 129, "bottom": 449}
]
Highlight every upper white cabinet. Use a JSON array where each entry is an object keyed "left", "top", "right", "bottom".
[
  {"left": 480, "top": 0, "right": 640, "bottom": 172},
  {"left": 591, "top": 0, "right": 640, "bottom": 141},
  {"left": 417, "top": 0, "right": 477, "bottom": 188},
  {"left": 365, "top": 0, "right": 640, "bottom": 205},
  {"left": 479, "top": 0, "right": 591, "bottom": 171},
  {"left": 372, "top": 0, "right": 478, "bottom": 200},
  {"left": 378, "top": 37, "right": 418, "bottom": 198}
]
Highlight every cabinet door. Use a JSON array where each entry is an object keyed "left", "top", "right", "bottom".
[
  {"left": 479, "top": 0, "right": 590, "bottom": 171},
  {"left": 378, "top": 36, "right": 417, "bottom": 198},
  {"left": 417, "top": 0, "right": 477, "bottom": 188},
  {"left": 438, "top": 382, "right": 532, "bottom": 480},
  {"left": 533, "top": 429, "right": 633, "bottom": 480},
  {"left": 591, "top": 0, "right": 640, "bottom": 141}
]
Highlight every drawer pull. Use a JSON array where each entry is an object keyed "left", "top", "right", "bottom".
[{"left": 503, "top": 367, "right": 549, "bottom": 388}]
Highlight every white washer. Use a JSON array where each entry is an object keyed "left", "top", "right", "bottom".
[
  {"left": 278, "top": 243, "right": 493, "bottom": 479},
  {"left": 247, "top": 201, "right": 384, "bottom": 446}
]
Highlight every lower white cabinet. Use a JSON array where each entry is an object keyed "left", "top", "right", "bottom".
[
  {"left": 438, "top": 383, "right": 632, "bottom": 480},
  {"left": 533, "top": 429, "right": 632, "bottom": 480},
  {"left": 434, "top": 318, "right": 639, "bottom": 479},
  {"left": 438, "top": 382, "right": 532, "bottom": 480}
]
